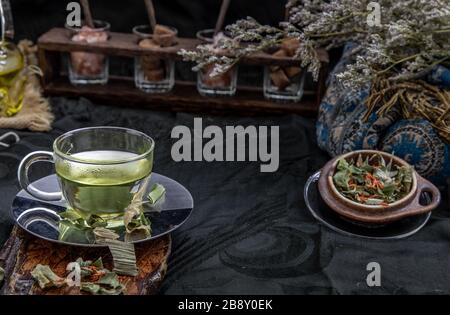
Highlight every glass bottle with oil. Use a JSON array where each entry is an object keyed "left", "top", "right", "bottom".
[{"left": 0, "top": 0, "right": 25, "bottom": 117}]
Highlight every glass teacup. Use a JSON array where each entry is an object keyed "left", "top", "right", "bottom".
[{"left": 17, "top": 127, "right": 154, "bottom": 218}]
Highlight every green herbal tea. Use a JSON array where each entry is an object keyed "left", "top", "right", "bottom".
[{"left": 55, "top": 150, "right": 153, "bottom": 217}]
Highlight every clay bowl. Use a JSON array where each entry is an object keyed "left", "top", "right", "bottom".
[{"left": 318, "top": 150, "right": 441, "bottom": 224}]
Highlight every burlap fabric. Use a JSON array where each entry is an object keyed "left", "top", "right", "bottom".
[{"left": 0, "top": 40, "right": 53, "bottom": 131}]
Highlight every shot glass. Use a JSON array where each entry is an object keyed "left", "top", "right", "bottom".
[
  {"left": 263, "top": 65, "right": 305, "bottom": 102},
  {"left": 66, "top": 20, "right": 110, "bottom": 85},
  {"left": 196, "top": 29, "right": 237, "bottom": 97},
  {"left": 133, "top": 25, "right": 177, "bottom": 93}
]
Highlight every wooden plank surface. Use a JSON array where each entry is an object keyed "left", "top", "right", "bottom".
[
  {"left": 43, "top": 77, "right": 318, "bottom": 116},
  {"left": 0, "top": 226, "right": 171, "bottom": 295},
  {"left": 38, "top": 28, "right": 329, "bottom": 65}
]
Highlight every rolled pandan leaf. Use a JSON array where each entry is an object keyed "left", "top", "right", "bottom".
[
  {"left": 148, "top": 183, "right": 166, "bottom": 204},
  {"left": 100, "top": 239, "right": 139, "bottom": 277},
  {"left": 125, "top": 212, "right": 151, "bottom": 242}
]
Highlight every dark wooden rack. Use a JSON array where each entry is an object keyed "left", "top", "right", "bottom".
[{"left": 38, "top": 28, "right": 329, "bottom": 116}]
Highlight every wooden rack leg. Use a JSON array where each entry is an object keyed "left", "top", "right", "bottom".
[{"left": 38, "top": 49, "right": 61, "bottom": 87}]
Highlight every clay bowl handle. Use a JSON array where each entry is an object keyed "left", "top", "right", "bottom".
[{"left": 408, "top": 174, "right": 441, "bottom": 214}]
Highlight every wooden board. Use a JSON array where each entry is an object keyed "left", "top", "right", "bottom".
[
  {"left": 38, "top": 28, "right": 329, "bottom": 65},
  {"left": 0, "top": 226, "right": 171, "bottom": 295},
  {"left": 44, "top": 77, "right": 319, "bottom": 116}
]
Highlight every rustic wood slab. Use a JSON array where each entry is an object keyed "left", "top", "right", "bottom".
[
  {"left": 0, "top": 226, "right": 171, "bottom": 295},
  {"left": 44, "top": 77, "right": 319, "bottom": 116}
]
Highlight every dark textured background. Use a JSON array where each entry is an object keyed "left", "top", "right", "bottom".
[
  {"left": 0, "top": 0, "right": 449, "bottom": 295},
  {"left": 12, "top": 0, "right": 288, "bottom": 83},
  {"left": 12, "top": 0, "right": 285, "bottom": 40}
]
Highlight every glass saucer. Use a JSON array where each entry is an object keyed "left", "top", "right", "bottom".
[{"left": 11, "top": 173, "right": 194, "bottom": 247}]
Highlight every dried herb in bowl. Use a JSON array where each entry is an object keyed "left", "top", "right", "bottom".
[{"left": 333, "top": 154, "right": 413, "bottom": 206}]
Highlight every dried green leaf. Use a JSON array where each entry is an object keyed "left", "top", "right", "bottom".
[
  {"left": 98, "top": 239, "right": 139, "bottom": 277},
  {"left": 97, "top": 272, "right": 121, "bottom": 288},
  {"left": 333, "top": 170, "right": 350, "bottom": 190},
  {"left": 80, "top": 282, "right": 101, "bottom": 294},
  {"left": 398, "top": 166, "right": 413, "bottom": 193},
  {"left": 80, "top": 271, "right": 125, "bottom": 295},
  {"left": 81, "top": 281, "right": 125, "bottom": 295},
  {"left": 31, "top": 257, "right": 127, "bottom": 295},
  {"left": 93, "top": 227, "right": 120, "bottom": 242},
  {"left": 92, "top": 258, "right": 104, "bottom": 270},
  {"left": 58, "top": 220, "right": 95, "bottom": 244},
  {"left": 382, "top": 181, "right": 396, "bottom": 196},
  {"left": 31, "top": 264, "right": 66, "bottom": 289},
  {"left": 148, "top": 183, "right": 166, "bottom": 204},
  {"left": 59, "top": 208, "right": 86, "bottom": 221},
  {"left": 336, "top": 158, "right": 350, "bottom": 171},
  {"left": 124, "top": 181, "right": 151, "bottom": 237}
]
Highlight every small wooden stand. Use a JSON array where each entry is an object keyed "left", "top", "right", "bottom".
[
  {"left": 0, "top": 226, "right": 171, "bottom": 295},
  {"left": 38, "top": 28, "right": 329, "bottom": 116}
]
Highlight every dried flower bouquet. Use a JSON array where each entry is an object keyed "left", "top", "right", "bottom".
[{"left": 180, "top": 0, "right": 450, "bottom": 89}]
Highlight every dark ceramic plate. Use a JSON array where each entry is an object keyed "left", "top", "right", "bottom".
[
  {"left": 304, "top": 171, "right": 431, "bottom": 240},
  {"left": 11, "top": 173, "right": 194, "bottom": 247}
]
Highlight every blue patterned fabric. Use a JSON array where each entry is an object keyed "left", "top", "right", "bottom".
[{"left": 317, "top": 45, "right": 450, "bottom": 188}]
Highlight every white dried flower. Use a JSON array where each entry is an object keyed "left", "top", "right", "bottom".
[{"left": 179, "top": 0, "right": 450, "bottom": 85}]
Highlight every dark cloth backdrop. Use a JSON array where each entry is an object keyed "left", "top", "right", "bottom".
[
  {"left": 1, "top": 98, "right": 449, "bottom": 295},
  {"left": 0, "top": 0, "right": 449, "bottom": 295}
]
